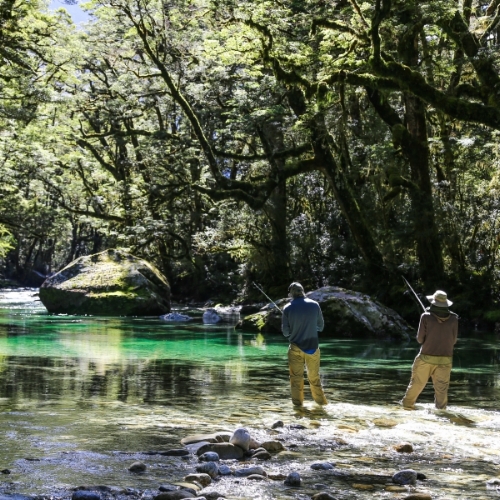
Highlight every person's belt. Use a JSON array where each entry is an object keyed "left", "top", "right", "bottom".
[{"left": 420, "top": 354, "right": 453, "bottom": 365}]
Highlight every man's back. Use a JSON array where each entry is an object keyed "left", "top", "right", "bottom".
[
  {"left": 418, "top": 312, "right": 458, "bottom": 356},
  {"left": 282, "top": 297, "right": 324, "bottom": 352}
]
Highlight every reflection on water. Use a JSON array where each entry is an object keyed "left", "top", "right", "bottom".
[{"left": 0, "top": 290, "right": 499, "bottom": 499}]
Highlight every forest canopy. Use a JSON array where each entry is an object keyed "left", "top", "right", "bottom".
[{"left": 1, "top": 0, "right": 500, "bottom": 322}]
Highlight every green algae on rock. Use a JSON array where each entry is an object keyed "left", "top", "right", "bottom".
[
  {"left": 238, "top": 286, "right": 413, "bottom": 340},
  {"left": 39, "top": 249, "right": 170, "bottom": 315}
]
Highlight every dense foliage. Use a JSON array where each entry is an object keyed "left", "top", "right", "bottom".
[{"left": 1, "top": 0, "right": 500, "bottom": 322}]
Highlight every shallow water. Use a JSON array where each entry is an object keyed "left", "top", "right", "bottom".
[{"left": 0, "top": 289, "right": 499, "bottom": 499}]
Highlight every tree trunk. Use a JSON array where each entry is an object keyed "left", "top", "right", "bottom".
[
  {"left": 403, "top": 93, "right": 445, "bottom": 288},
  {"left": 260, "top": 121, "right": 290, "bottom": 291}
]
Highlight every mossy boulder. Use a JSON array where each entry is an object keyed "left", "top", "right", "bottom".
[
  {"left": 238, "top": 286, "right": 413, "bottom": 341},
  {"left": 39, "top": 249, "right": 170, "bottom": 316}
]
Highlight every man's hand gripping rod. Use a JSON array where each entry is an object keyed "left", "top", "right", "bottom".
[{"left": 252, "top": 282, "right": 283, "bottom": 314}]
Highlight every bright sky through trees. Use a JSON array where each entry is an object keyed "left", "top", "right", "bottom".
[{"left": 49, "top": 0, "right": 89, "bottom": 23}]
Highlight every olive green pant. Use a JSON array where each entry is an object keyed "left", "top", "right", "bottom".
[
  {"left": 288, "top": 343, "right": 327, "bottom": 406},
  {"left": 402, "top": 355, "right": 452, "bottom": 409}
]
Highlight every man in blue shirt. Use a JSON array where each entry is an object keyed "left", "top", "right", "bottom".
[{"left": 282, "top": 282, "right": 327, "bottom": 407}]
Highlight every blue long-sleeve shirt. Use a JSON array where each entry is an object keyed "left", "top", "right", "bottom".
[{"left": 282, "top": 297, "right": 324, "bottom": 352}]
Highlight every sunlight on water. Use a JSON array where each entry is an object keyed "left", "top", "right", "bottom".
[{"left": 0, "top": 290, "right": 499, "bottom": 499}]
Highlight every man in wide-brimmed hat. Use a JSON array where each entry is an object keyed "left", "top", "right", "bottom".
[
  {"left": 282, "top": 282, "right": 327, "bottom": 407},
  {"left": 401, "top": 290, "right": 459, "bottom": 410}
]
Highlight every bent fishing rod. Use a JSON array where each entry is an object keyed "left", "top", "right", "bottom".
[
  {"left": 402, "top": 276, "right": 426, "bottom": 312},
  {"left": 252, "top": 282, "right": 283, "bottom": 314}
]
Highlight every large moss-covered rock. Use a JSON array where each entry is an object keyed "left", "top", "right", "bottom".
[
  {"left": 238, "top": 286, "right": 413, "bottom": 341},
  {"left": 39, "top": 249, "right": 170, "bottom": 316}
]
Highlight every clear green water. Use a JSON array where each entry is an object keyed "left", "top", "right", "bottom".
[{"left": 0, "top": 290, "right": 499, "bottom": 499}]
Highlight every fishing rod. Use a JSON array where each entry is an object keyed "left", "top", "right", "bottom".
[
  {"left": 252, "top": 282, "right": 283, "bottom": 314},
  {"left": 402, "top": 276, "right": 426, "bottom": 312}
]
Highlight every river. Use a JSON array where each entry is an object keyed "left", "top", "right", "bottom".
[{"left": 0, "top": 289, "right": 499, "bottom": 499}]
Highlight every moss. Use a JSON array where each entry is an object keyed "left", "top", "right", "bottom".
[{"left": 40, "top": 249, "right": 170, "bottom": 316}]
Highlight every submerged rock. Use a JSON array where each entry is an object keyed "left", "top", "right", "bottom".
[
  {"left": 202, "top": 309, "right": 221, "bottom": 324},
  {"left": 72, "top": 492, "right": 101, "bottom": 500},
  {"left": 160, "top": 312, "right": 192, "bottom": 321},
  {"left": 181, "top": 432, "right": 231, "bottom": 445},
  {"left": 159, "top": 449, "right": 190, "bottom": 456},
  {"left": 39, "top": 249, "right": 170, "bottom": 316},
  {"left": 238, "top": 286, "right": 413, "bottom": 340},
  {"left": 311, "top": 493, "right": 338, "bottom": 500},
  {"left": 203, "top": 307, "right": 241, "bottom": 324},
  {"left": 218, "top": 464, "right": 232, "bottom": 475},
  {"left": 128, "top": 461, "right": 147, "bottom": 472},
  {"left": 196, "top": 442, "right": 244, "bottom": 460},
  {"left": 252, "top": 449, "right": 272, "bottom": 460},
  {"left": 394, "top": 442, "right": 414, "bottom": 453},
  {"left": 260, "top": 440, "right": 285, "bottom": 452},
  {"left": 196, "top": 461, "right": 219, "bottom": 478},
  {"left": 199, "top": 451, "right": 220, "bottom": 462},
  {"left": 198, "top": 490, "right": 225, "bottom": 500},
  {"left": 284, "top": 471, "right": 301, "bottom": 486},
  {"left": 154, "top": 491, "right": 196, "bottom": 500},
  {"left": 234, "top": 465, "right": 266, "bottom": 477},
  {"left": 311, "top": 462, "right": 335, "bottom": 470},
  {"left": 184, "top": 473, "right": 212, "bottom": 487},
  {"left": 392, "top": 469, "right": 418, "bottom": 485}
]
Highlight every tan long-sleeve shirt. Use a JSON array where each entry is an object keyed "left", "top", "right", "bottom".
[{"left": 417, "top": 311, "right": 458, "bottom": 357}]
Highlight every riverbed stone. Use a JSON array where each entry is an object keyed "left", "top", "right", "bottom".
[
  {"left": 234, "top": 465, "right": 266, "bottom": 477},
  {"left": 196, "top": 461, "right": 219, "bottom": 478},
  {"left": 128, "top": 461, "right": 146, "bottom": 472},
  {"left": 247, "top": 474, "right": 268, "bottom": 481},
  {"left": 373, "top": 418, "right": 398, "bottom": 427},
  {"left": 260, "top": 440, "right": 285, "bottom": 452},
  {"left": 199, "top": 452, "right": 220, "bottom": 462},
  {"left": 385, "top": 485, "right": 407, "bottom": 492},
  {"left": 311, "top": 462, "right": 335, "bottom": 470},
  {"left": 229, "top": 428, "right": 251, "bottom": 451},
  {"left": 313, "top": 484, "right": 328, "bottom": 490},
  {"left": 252, "top": 449, "right": 272, "bottom": 460},
  {"left": 218, "top": 464, "right": 232, "bottom": 475},
  {"left": 196, "top": 443, "right": 244, "bottom": 460},
  {"left": 284, "top": 471, "right": 301, "bottom": 486},
  {"left": 271, "top": 420, "right": 284, "bottom": 429},
  {"left": 392, "top": 469, "right": 418, "bottom": 485},
  {"left": 353, "top": 483, "right": 375, "bottom": 490},
  {"left": 198, "top": 490, "right": 225, "bottom": 500},
  {"left": 268, "top": 472, "right": 287, "bottom": 480},
  {"left": 181, "top": 432, "right": 231, "bottom": 446},
  {"left": 184, "top": 473, "right": 212, "bottom": 487},
  {"left": 311, "top": 493, "right": 339, "bottom": 500},
  {"left": 403, "top": 494, "right": 432, "bottom": 500},
  {"left": 249, "top": 437, "right": 261, "bottom": 449},
  {"left": 72, "top": 492, "right": 101, "bottom": 500},
  {"left": 238, "top": 286, "right": 413, "bottom": 340},
  {"left": 394, "top": 442, "right": 414, "bottom": 453},
  {"left": 160, "top": 449, "right": 190, "bottom": 456},
  {"left": 154, "top": 491, "right": 196, "bottom": 500},
  {"left": 158, "top": 485, "right": 178, "bottom": 492},
  {"left": 39, "top": 249, "right": 171, "bottom": 316}
]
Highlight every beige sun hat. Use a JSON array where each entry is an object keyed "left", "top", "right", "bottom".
[{"left": 426, "top": 290, "right": 452, "bottom": 307}]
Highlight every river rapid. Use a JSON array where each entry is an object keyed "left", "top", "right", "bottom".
[{"left": 0, "top": 289, "right": 499, "bottom": 499}]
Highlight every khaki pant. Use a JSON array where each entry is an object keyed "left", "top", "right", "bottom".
[
  {"left": 402, "top": 355, "right": 452, "bottom": 409},
  {"left": 288, "top": 343, "right": 327, "bottom": 406}
]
